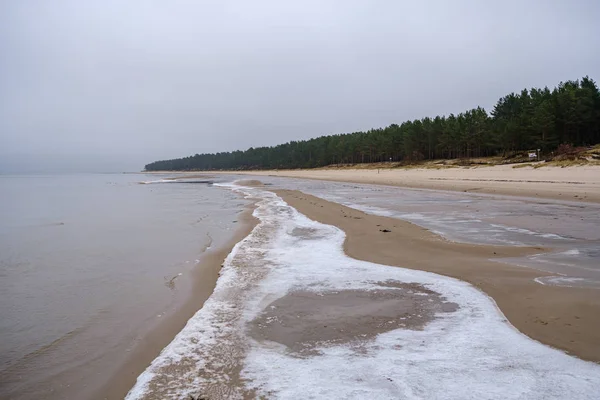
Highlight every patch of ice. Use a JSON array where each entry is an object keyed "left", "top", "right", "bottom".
[{"left": 560, "top": 249, "right": 580, "bottom": 256}]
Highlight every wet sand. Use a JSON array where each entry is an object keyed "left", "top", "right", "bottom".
[
  {"left": 97, "top": 204, "right": 258, "bottom": 400},
  {"left": 277, "top": 189, "right": 600, "bottom": 362},
  {"left": 249, "top": 283, "right": 458, "bottom": 356},
  {"left": 212, "top": 164, "right": 600, "bottom": 203}
]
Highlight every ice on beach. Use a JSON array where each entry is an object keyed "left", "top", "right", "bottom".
[
  {"left": 126, "top": 183, "right": 600, "bottom": 400},
  {"left": 561, "top": 248, "right": 581, "bottom": 256}
]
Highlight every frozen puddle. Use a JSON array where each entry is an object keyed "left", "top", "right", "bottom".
[
  {"left": 127, "top": 185, "right": 600, "bottom": 400},
  {"left": 249, "top": 283, "right": 458, "bottom": 356}
]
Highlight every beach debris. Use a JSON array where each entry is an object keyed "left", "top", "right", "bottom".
[
  {"left": 164, "top": 273, "right": 182, "bottom": 290},
  {"left": 380, "top": 229, "right": 392, "bottom": 233},
  {"left": 201, "top": 232, "right": 213, "bottom": 253}
]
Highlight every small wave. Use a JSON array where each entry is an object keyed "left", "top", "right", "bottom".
[
  {"left": 139, "top": 179, "right": 172, "bottom": 184},
  {"left": 140, "top": 178, "right": 214, "bottom": 185},
  {"left": 2, "top": 326, "right": 86, "bottom": 373}
]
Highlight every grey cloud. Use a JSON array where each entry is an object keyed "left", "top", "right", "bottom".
[{"left": 1, "top": 0, "right": 599, "bottom": 172}]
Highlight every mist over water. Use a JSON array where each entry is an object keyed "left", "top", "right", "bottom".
[{"left": 0, "top": 173, "right": 248, "bottom": 399}]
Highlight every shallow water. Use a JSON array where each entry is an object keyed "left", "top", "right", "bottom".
[{"left": 0, "top": 173, "right": 248, "bottom": 399}]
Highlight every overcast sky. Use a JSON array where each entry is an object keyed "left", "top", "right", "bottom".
[{"left": 1, "top": 0, "right": 599, "bottom": 172}]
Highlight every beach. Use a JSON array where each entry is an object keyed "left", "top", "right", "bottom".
[
  {"left": 5, "top": 1, "right": 599, "bottom": 398},
  {"left": 216, "top": 164, "right": 600, "bottom": 203},
  {"left": 6, "top": 173, "right": 597, "bottom": 399},
  {"left": 125, "top": 178, "right": 600, "bottom": 399},
  {"left": 277, "top": 189, "right": 600, "bottom": 362}
]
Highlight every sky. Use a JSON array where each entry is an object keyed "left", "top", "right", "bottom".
[{"left": 1, "top": 0, "right": 599, "bottom": 172}]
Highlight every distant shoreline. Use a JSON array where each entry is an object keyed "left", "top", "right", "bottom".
[{"left": 146, "top": 163, "right": 600, "bottom": 204}]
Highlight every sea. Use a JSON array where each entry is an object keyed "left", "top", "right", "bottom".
[
  {"left": 0, "top": 173, "right": 249, "bottom": 399},
  {"left": 1, "top": 173, "right": 599, "bottom": 399}
]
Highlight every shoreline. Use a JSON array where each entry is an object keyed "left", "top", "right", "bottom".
[
  {"left": 96, "top": 200, "right": 258, "bottom": 400},
  {"left": 148, "top": 164, "right": 600, "bottom": 203},
  {"left": 123, "top": 182, "right": 600, "bottom": 398},
  {"left": 276, "top": 189, "right": 600, "bottom": 362}
]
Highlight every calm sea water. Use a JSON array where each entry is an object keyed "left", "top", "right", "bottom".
[{"left": 0, "top": 173, "right": 247, "bottom": 399}]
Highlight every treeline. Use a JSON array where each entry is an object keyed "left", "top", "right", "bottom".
[{"left": 145, "top": 76, "right": 600, "bottom": 171}]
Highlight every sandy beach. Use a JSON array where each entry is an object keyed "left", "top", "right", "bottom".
[
  {"left": 125, "top": 180, "right": 600, "bottom": 399},
  {"left": 277, "top": 189, "right": 600, "bottom": 362},
  {"left": 210, "top": 164, "right": 600, "bottom": 203}
]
